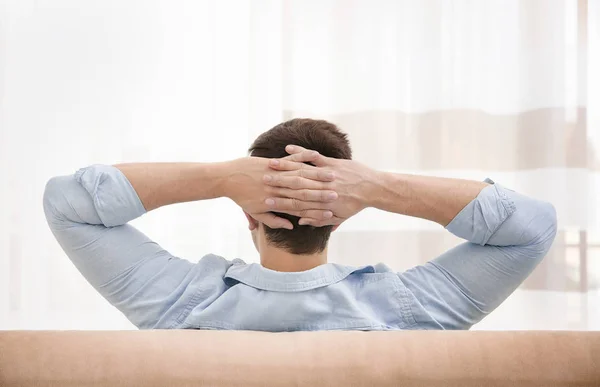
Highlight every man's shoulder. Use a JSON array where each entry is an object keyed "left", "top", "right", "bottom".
[
  {"left": 196, "top": 254, "right": 246, "bottom": 269},
  {"left": 371, "top": 262, "right": 394, "bottom": 273}
]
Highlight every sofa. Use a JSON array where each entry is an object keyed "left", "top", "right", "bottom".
[{"left": 1, "top": 330, "right": 599, "bottom": 386}]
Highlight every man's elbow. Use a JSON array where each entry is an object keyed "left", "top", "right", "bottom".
[
  {"left": 523, "top": 201, "right": 558, "bottom": 256},
  {"left": 541, "top": 201, "right": 558, "bottom": 244},
  {"left": 43, "top": 176, "right": 69, "bottom": 224}
]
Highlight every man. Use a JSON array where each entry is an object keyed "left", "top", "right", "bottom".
[{"left": 43, "top": 118, "right": 557, "bottom": 331}]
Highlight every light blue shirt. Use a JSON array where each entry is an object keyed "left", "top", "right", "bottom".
[{"left": 43, "top": 165, "right": 557, "bottom": 331}]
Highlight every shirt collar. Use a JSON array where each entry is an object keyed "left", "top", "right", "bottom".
[{"left": 224, "top": 261, "right": 375, "bottom": 292}]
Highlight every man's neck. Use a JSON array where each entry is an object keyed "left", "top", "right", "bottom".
[{"left": 259, "top": 246, "right": 328, "bottom": 272}]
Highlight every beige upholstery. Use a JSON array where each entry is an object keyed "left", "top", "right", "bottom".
[{"left": 1, "top": 330, "right": 599, "bottom": 386}]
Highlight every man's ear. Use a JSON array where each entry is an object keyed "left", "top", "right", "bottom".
[{"left": 244, "top": 211, "right": 259, "bottom": 231}]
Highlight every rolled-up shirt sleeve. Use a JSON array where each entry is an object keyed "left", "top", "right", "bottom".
[
  {"left": 445, "top": 178, "right": 556, "bottom": 250},
  {"left": 73, "top": 164, "right": 147, "bottom": 227},
  {"left": 43, "top": 165, "right": 195, "bottom": 329},
  {"left": 399, "top": 179, "right": 557, "bottom": 330}
]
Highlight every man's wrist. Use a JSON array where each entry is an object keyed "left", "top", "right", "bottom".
[
  {"left": 363, "top": 171, "right": 409, "bottom": 212},
  {"left": 358, "top": 169, "right": 393, "bottom": 210},
  {"left": 213, "top": 159, "right": 239, "bottom": 200}
]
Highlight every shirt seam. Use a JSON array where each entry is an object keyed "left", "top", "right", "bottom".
[
  {"left": 166, "top": 288, "right": 206, "bottom": 329},
  {"left": 226, "top": 269, "right": 356, "bottom": 292},
  {"left": 393, "top": 278, "right": 417, "bottom": 327},
  {"left": 429, "top": 261, "right": 488, "bottom": 315}
]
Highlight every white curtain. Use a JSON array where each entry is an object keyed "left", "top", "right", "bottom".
[{"left": 1, "top": 0, "right": 599, "bottom": 330}]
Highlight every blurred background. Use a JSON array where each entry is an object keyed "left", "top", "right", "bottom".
[{"left": 0, "top": 0, "right": 599, "bottom": 330}]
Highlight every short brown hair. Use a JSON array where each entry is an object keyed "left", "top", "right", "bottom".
[{"left": 249, "top": 118, "right": 352, "bottom": 255}]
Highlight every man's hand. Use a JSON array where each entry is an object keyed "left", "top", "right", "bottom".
[
  {"left": 262, "top": 145, "right": 379, "bottom": 226},
  {"left": 224, "top": 156, "right": 339, "bottom": 230},
  {"left": 263, "top": 144, "right": 490, "bottom": 227}
]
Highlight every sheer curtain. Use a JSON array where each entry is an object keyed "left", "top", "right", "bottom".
[{"left": 1, "top": 0, "right": 598, "bottom": 330}]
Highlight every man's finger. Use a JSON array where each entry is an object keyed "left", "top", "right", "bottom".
[
  {"left": 279, "top": 209, "right": 334, "bottom": 220},
  {"left": 286, "top": 149, "right": 321, "bottom": 163},
  {"left": 265, "top": 168, "right": 334, "bottom": 183},
  {"left": 298, "top": 216, "right": 344, "bottom": 227},
  {"left": 268, "top": 158, "right": 307, "bottom": 171},
  {"left": 296, "top": 167, "right": 335, "bottom": 182},
  {"left": 284, "top": 144, "right": 306, "bottom": 155},
  {"left": 268, "top": 146, "right": 331, "bottom": 171},
  {"left": 265, "top": 197, "right": 331, "bottom": 211},
  {"left": 285, "top": 145, "right": 329, "bottom": 167},
  {"left": 264, "top": 175, "right": 333, "bottom": 191},
  {"left": 270, "top": 187, "right": 338, "bottom": 202},
  {"left": 253, "top": 213, "right": 294, "bottom": 230}
]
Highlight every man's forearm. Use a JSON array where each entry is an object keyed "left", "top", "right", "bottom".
[
  {"left": 114, "top": 162, "right": 232, "bottom": 211},
  {"left": 366, "top": 172, "right": 489, "bottom": 227}
]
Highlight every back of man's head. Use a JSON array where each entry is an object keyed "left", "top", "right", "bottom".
[{"left": 249, "top": 118, "right": 352, "bottom": 255}]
